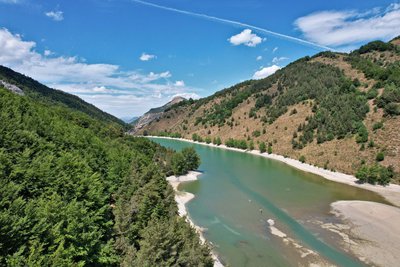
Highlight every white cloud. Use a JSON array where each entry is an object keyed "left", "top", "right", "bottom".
[
  {"left": 172, "top": 92, "right": 199, "bottom": 100},
  {"left": 252, "top": 65, "right": 281, "bottom": 80},
  {"left": 228, "top": 29, "right": 263, "bottom": 47},
  {"left": 272, "top": 47, "right": 278, "bottom": 53},
  {"left": 139, "top": 53, "right": 156, "bottom": 61},
  {"left": 295, "top": 3, "right": 400, "bottom": 47},
  {"left": 44, "top": 49, "right": 53, "bottom": 56},
  {"left": 174, "top": 80, "right": 185, "bottom": 87},
  {"left": 0, "top": 28, "right": 200, "bottom": 117},
  {"left": 256, "top": 55, "right": 262, "bottom": 61},
  {"left": 45, "top": 11, "right": 64, "bottom": 21},
  {"left": 272, "top": 56, "right": 289, "bottom": 64}
]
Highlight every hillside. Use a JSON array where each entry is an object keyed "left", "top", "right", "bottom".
[
  {"left": 0, "top": 65, "right": 124, "bottom": 126},
  {"left": 0, "top": 72, "right": 212, "bottom": 265},
  {"left": 131, "top": 96, "right": 186, "bottom": 132},
  {"left": 135, "top": 38, "right": 400, "bottom": 184}
]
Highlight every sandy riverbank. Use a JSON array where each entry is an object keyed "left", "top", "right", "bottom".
[
  {"left": 166, "top": 171, "right": 224, "bottom": 267},
  {"left": 149, "top": 136, "right": 400, "bottom": 207},
  {"left": 331, "top": 201, "right": 400, "bottom": 266}
]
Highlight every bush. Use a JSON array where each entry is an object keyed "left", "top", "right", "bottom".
[
  {"left": 249, "top": 140, "right": 255, "bottom": 150},
  {"left": 356, "top": 124, "right": 369, "bottom": 143},
  {"left": 259, "top": 142, "right": 266, "bottom": 153},
  {"left": 192, "top": 133, "right": 199, "bottom": 141},
  {"left": 252, "top": 130, "right": 261, "bottom": 137},
  {"left": 376, "top": 152, "right": 385, "bottom": 161},
  {"left": 356, "top": 164, "right": 394, "bottom": 185},
  {"left": 212, "top": 136, "right": 222, "bottom": 146},
  {"left": 372, "top": 121, "right": 383, "bottom": 130},
  {"left": 299, "top": 155, "right": 306, "bottom": 163}
]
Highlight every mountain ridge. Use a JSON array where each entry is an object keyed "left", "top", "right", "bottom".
[
  {"left": 131, "top": 96, "right": 186, "bottom": 132},
  {"left": 0, "top": 65, "right": 124, "bottom": 125},
  {"left": 134, "top": 38, "right": 400, "bottom": 183}
]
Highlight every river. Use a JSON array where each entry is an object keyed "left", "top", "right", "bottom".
[{"left": 149, "top": 137, "right": 388, "bottom": 267}]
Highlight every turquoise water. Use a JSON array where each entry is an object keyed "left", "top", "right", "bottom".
[{"left": 150, "top": 138, "right": 388, "bottom": 267}]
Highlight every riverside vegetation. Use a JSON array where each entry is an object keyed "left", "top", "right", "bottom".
[
  {"left": 0, "top": 67, "right": 212, "bottom": 266},
  {"left": 136, "top": 38, "right": 400, "bottom": 186}
]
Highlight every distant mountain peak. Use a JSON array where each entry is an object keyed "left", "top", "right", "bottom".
[{"left": 130, "top": 97, "right": 186, "bottom": 131}]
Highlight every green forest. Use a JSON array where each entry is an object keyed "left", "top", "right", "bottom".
[{"left": 0, "top": 81, "right": 212, "bottom": 266}]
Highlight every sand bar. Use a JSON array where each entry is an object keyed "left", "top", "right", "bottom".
[{"left": 331, "top": 201, "right": 400, "bottom": 266}]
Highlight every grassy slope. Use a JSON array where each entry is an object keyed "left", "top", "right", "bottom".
[{"left": 137, "top": 39, "right": 400, "bottom": 181}]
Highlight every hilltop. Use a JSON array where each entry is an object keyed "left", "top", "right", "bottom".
[{"left": 134, "top": 38, "right": 400, "bottom": 184}]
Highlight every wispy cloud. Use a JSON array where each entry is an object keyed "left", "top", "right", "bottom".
[
  {"left": 295, "top": 3, "right": 400, "bottom": 47},
  {"left": 0, "top": 28, "right": 200, "bottom": 117},
  {"left": 139, "top": 52, "right": 156, "bottom": 61},
  {"left": 45, "top": 10, "right": 64, "bottom": 21},
  {"left": 131, "top": 0, "right": 332, "bottom": 50},
  {"left": 272, "top": 56, "right": 288, "bottom": 64},
  {"left": 252, "top": 65, "right": 280, "bottom": 80},
  {"left": 272, "top": 47, "right": 278, "bottom": 53},
  {"left": 256, "top": 55, "right": 262, "bottom": 61},
  {"left": 0, "top": 0, "right": 21, "bottom": 4}
]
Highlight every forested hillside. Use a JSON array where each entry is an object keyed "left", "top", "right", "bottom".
[
  {"left": 0, "top": 66, "right": 123, "bottom": 125},
  {"left": 0, "top": 80, "right": 212, "bottom": 265},
  {"left": 135, "top": 38, "right": 400, "bottom": 185}
]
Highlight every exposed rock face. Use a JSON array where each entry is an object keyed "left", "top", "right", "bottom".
[
  {"left": 131, "top": 96, "right": 186, "bottom": 133},
  {"left": 0, "top": 80, "right": 24, "bottom": 95}
]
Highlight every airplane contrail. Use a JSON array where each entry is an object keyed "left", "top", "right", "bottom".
[{"left": 131, "top": 0, "right": 333, "bottom": 51}]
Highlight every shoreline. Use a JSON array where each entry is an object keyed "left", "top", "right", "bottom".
[
  {"left": 166, "top": 171, "right": 224, "bottom": 267},
  {"left": 330, "top": 200, "right": 400, "bottom": 266},
  {"left": 149, "top": 135, "right": 400, "bottom": 207},
  {"left": 156, "top": 135, "right": 400, "bottom": 266}
]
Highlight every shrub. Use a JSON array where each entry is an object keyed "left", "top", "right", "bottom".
[
  {"left": 252, "top": 130, "right": 261, "bottom": 137},
  {"left": 376, "top": 152, "right": 385, "bottom": 161},
  {"left": 259, "top": 142, "right": 266, "bottom": 153},
  {"left": 372, "top": 121, "right": 383, "bottom": 130},
  {"left": 299, "top": 155, "right": 306, "bottom": 163},
  {"left": 212, "top": 136, "right": 222, "bottom": 146}
]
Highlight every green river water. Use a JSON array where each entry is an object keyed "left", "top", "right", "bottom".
[{"left": 149, "top": 137, "right": 389, "bottom": 267}]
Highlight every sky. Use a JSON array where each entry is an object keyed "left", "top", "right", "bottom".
[{"left": 0, "top": 0, "right": 399, "bottom": 118}]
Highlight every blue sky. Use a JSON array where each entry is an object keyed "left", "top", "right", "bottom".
[{"left": 0, "top": 0, "right": 399, "bottom": 118}]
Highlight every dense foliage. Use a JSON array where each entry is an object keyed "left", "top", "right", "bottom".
[
  {"left": 0, "top": 87, "right": 212, "bottom": 266},
  {"left": 225, "top": 138, "right": 248, "bottom": 150},
  {"left": 356, "top": 40, "right": 399, "bottom": 54},
  {"left": 346, "top": 42, "right": 400, "bottom": 116},
  {"left": 171, "top": 147, "right": 201, "bottom": 176},
  {"left": 356, "top": 164, "right": 394, "bottom": 185}
]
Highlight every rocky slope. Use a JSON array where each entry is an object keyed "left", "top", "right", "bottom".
[
  {"left": 131, "top": 96, "right": 186, "bottom": 132},
  {"left": 134, "top": 38, "right": 400, "bottom": 182}
]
